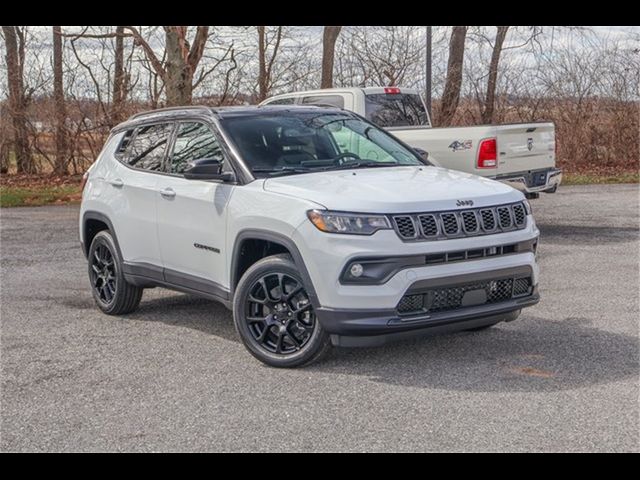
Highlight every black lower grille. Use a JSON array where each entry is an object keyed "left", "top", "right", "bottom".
[
  {"left": 397, "top": 294, "right": 425, "bottom": 314},
  {"left": 397, "top": 276, "right": 533, "bottom": 316}
]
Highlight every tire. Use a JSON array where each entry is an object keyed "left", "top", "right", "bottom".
[
  {"left": 88, "top": 230, "right": 143, "bottom": 315},
  {"left": 233, "top": 254, "right": 331, "bottom": 368}
]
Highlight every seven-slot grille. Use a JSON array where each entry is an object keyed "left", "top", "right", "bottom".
[
  {"left": 396, "top": 276, "right": 533, "bottom": 316},
  {"left": 391, "top": 202, "right": 527, "bottom": 241}
]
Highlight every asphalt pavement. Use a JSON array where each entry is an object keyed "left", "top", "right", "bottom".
[{"left": 1, "top": 184, "right": 638, "bottom": 452}]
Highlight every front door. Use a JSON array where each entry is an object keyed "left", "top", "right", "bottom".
[{"left": 156, "top": 121, "right": 234, "bottom": 298}]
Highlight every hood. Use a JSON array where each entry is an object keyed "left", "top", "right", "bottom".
[{"left": 263, "top": 166, "right": 522, "bottom": 213}]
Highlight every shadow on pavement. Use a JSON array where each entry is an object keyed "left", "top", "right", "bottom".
[
  {"left": 311, "top": 315, "right": 638, "bottom": 393},
  {"left": 124, "top": 293, "right": 239, "bottom": 344},
  {"left": 120, "top": 294, "right": 638, "bottom": 393}
]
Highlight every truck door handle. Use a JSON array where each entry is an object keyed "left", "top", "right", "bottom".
[
  {"left": 159, "top": 187, "right": 176, "bottom": 199},
  {"left": 108, "top": 178, "right": 124, "bottom": 188}
]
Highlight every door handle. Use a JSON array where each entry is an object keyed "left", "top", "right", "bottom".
[
  {"left": 108, "top": 178, "right": 124, "bottom": 188},
  {"left": 159, "top": 187, "right": 176, "bottom": 199}
]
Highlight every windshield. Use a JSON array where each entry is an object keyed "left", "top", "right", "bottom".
[
  {"left": 365, "top": 93, "right": 429, "bottom": 127},
  {"left": 221, "top": 111, "right": 424, "bottom": 177}
]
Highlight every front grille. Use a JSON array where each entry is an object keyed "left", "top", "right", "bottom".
[
  {"left": 480, "top": 209, "right": 496, "bottom": 231},
  {"left": 461, "top": 211, "right": 479, "bottom": 233},
  {"left": 497, "top": 206, "right": 512, "bottom": 229},
  {"left": 392, "top": 202, "right": 527, "bottom": 241},
  {"left": 396, "top": 276, "right": 533, "bottom": 316},
  {"left": 419, "top": 215, "right": 438, "bottom": 236},
  {"left": 393, "top": 216, "right": 416, "bottom": 238},
  {"left": 512, "top": 203, "right": 526, "bottom": 226},
  {"left": 441, "top": 213, "right": 459, "bottom": 235}
]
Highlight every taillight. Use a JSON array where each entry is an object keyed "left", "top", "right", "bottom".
[
  {"left": 477, "top": 138, "right": 497, "bottom": 169},
  {"left": 384, "top": 87, "right": 401, "bottom": 94},
  {"left": 80, "top": 171, "right": 89, "bottom": 193}
]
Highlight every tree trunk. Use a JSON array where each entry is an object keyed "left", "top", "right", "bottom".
[
  {"left": 164, "top": 27, "right": 193, "bottom": 106},
  {"left": 257, "top": 26, "right": 267, "bottom": 102},
  {"left": 53, "top": 26, "right": 67, "bottom": 174},
  {"left": 112, "top": 26, "right": 126, "bottom": 123},
  {"left": 481, "top": 26, "right": 509, "bottom": 124},
  {"left": 321, "top": 26, "right": 341, "bottom": 89},
  {"left": 438, "top": 26, "right": 468, "bottom": 127},
  {"left": 2, "top": 26, "right": 33, "bottom": 173}
]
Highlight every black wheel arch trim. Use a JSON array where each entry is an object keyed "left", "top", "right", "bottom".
[
  {"left": 230, "top": 229, "right": 320, "bottom": 308},
  {"left": 82, "top": 211, "right": 123, "bottom": 260}
]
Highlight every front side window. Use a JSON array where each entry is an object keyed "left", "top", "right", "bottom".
[
  {"left": 221, "top": 111, "right": 423, "bottom": 177},
  {"left": 124, "top": 123, "right": 173, "bottom": 171},
  {"left": 169, "top": 122, "right": 224, "bottom": 174}
]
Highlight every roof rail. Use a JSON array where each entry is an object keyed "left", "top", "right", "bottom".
[{"left": 128, "top": 105, "right": 213, "bottom": 120}]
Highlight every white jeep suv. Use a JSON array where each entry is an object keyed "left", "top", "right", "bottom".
[{"left": 80, "top": 105, "right": 540, "bottom": 367}]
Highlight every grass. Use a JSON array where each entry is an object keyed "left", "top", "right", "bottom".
[
  {"left": 562, "top": 171, "right": 640, "bottom": 185},
  {"left": 0, "top": 185, "right": 81, "bottom": 208}
]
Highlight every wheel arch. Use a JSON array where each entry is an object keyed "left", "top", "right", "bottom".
[
  {"left": 230, "top": 229, "right": 320, "bottom": 308},
  {"left": 82, "top": 211, "right": 123, "bottom": 261}
]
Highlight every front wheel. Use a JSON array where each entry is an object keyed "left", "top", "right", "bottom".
[{"left": 233, "top": 254, "right": 330, "bottom": 368}]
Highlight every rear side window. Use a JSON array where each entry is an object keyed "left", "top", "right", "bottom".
[
  {"left": 123, "top": 123, "right": 173, "bottom": 171},
  {"left": 266, "top": 97, "right": 296, "bottom": 105},
  {"left": 365, "top": 93, "right": 428, "bottom": 127},
  {"left": 169, "top": 122, "right": 225, "bottom": 174},
  {"left": 301, "top": 95, "right": 344, "bottom": 108}
]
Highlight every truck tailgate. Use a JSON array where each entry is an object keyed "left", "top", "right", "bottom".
[{"left": 497, "top": 123, "right": 555, "bottom": 175}]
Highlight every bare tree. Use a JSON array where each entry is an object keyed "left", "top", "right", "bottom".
[
  {"left": 52, "top": 26, "right": 68, "bottom": 173},
  {"left": 257, "top": 26, "right": 283, "bottom": 102},
  {"left": 124, "top": 26, "right": 209, "bottom": 106},
  {"left": 321, "top": 26, "right": 341, "bottom": 88},
  {"left": 438, "top": 26, "right": 468, "bottom": 126},
  {"left": 480, "top": 26, "right": 509, "bottom": 124},
  {"left": 111, "top": 26, "right": 128, "bottom": 123},
  {"left": 2, "top": 26, "right": 33, "bottom": 173},
  {"left": 341, "top": 26, "right": 424, "bottom": 88}
]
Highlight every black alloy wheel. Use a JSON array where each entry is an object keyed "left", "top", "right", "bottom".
[
  {"left": 90, "top": 244, "right": 117, "bottom": 305},
  {"left": 233, "top": 254, "right": 330, "bottom": 368},
  {"left": 245, "top": 272, "right": 315, "bottom": 355}
]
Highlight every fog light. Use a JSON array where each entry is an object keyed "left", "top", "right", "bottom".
[{"left": 350, "top": 263, "right": 364, "bottom": 278}]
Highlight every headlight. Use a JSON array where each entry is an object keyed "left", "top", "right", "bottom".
[
  {"left": 523, "top": 199, "right": 532, "bottom": 215},
  {"left": 307, "top": 210, "right": 391, "bottom": 235}
]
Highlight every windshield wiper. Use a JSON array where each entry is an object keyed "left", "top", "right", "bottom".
[
  {"left": 252, "top": 167, "right": 314, "bottom": 177},
  {"left": 324, "top": 161, "right": 399, "bottom": 171}
]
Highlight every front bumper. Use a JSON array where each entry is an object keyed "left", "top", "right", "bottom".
[
  {"left": 315, "top": 266, "right": 539, "bottom": 346},
  {"left": 495, "top": 167, "right": 562, "bottom": 194}
]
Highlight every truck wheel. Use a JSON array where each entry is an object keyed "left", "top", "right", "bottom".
[
  {"left": 233, "top": 254, "right": 331, "bottom": 368},
  {"left": 88, "top": 230, "right": 143, "bottom": 315}
]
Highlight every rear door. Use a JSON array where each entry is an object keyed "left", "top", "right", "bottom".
[
  {"left": 108, "top": 123, "right": 172, "bottom": 268},
  {"left": 156, "top": 121, "right": 234, "bottom": 297},
  {"left": 496, "top": 123, "right": 555, "bottom": 176}
]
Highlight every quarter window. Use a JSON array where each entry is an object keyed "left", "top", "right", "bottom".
[
  {"left": 169, "top": 122, "right": 225, "bottom": 174},
  {"left": 124, "top": 123, "right": 173, "bottom": 171}
]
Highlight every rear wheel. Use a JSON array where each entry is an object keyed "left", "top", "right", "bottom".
[
  {"left": 88, "top": 230, "right": 142, "bottom": 315},
  {"left": 233, "top": 254, "right": 330, "bottom": 368}
]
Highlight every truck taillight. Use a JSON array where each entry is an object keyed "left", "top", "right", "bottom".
[
  {"left": 477, "top": 138, "right": 497, "bottom": 169},
  {"left": 384, "top": 87, "right": 401, "bottom": 94},
  {"left": 80, "top": 171, "right": 90, "bottom": 192}
]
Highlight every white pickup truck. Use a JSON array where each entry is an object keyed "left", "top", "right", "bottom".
[{"left": 261, "top": 87, "right": 562, "bottom": 198}]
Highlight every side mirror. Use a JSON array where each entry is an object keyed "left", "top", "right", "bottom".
[
  {"left": 183, "top": 158, "right": 235, "bottom": 182},
  {"left": 413, "top": 147, "right": 429, "bottom": 161}
]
